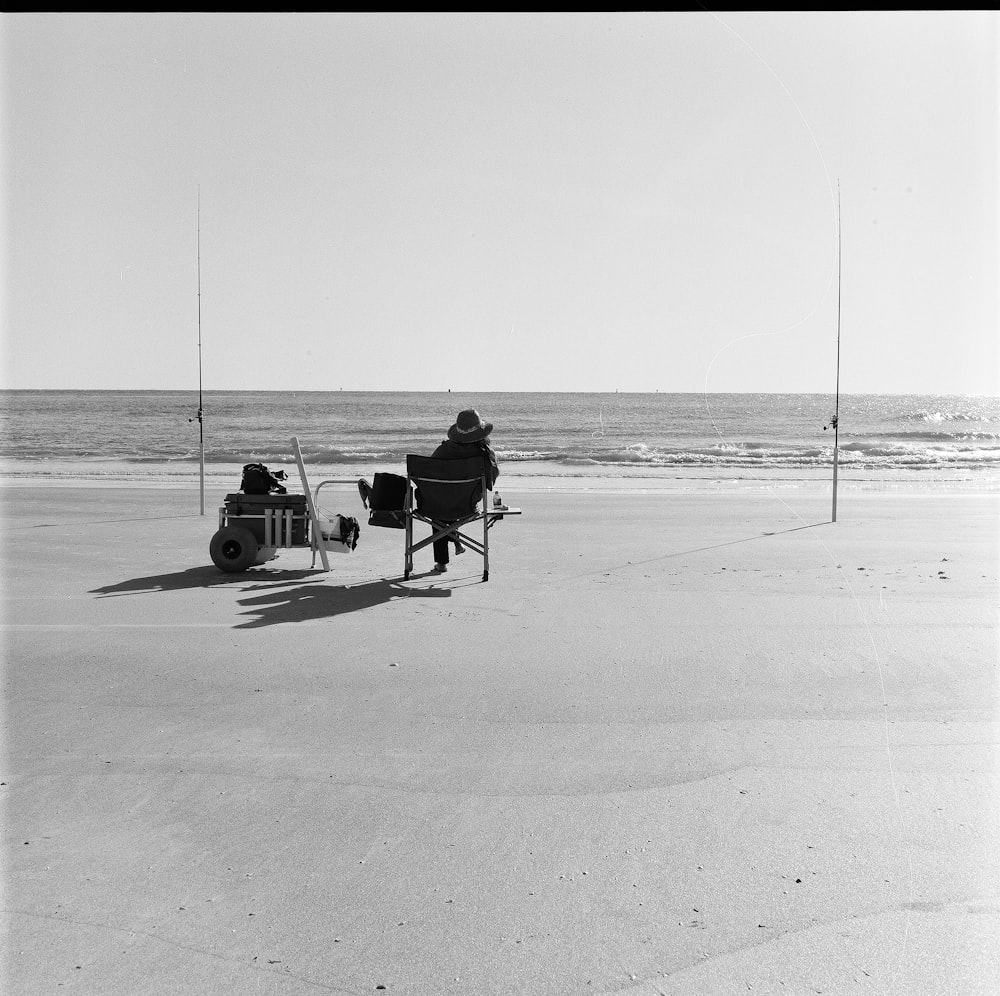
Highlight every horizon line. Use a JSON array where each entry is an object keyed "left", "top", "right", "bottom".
[{"left": 2, "top": 387, "right": 996, "bottom": 398}]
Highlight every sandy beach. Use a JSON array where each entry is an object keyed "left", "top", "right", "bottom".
[
  {"left": 2, "top": 479, "right": 998, "bottom": 995},
  {"left": 6, "top": 6, "right": 998, "bottom": 993}
]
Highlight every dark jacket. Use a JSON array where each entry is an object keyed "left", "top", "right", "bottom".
[{"left": 430, "top": 437, "right": 500, "bottom": 506}]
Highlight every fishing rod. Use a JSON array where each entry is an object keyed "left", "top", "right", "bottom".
[
  {"left": 825, "top": 180, "right": 842, "bottom": 522},
  {"left": 195, "top": 188, "right": 205, "bottom": 515}
]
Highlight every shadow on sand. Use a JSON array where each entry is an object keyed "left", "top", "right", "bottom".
[
  {"left": 233, "top": 575, "right": 453, "bottom": 628},
  {"left": 566, "top": 521, "right": 831, "bottom": 581},
  {"left": 89, "top": 565, "right": 321, "bottom": 596},
  {"left": 89, "top": 565, "right": 455, "bottom": 629}
]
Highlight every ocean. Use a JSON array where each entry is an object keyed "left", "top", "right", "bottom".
[{"left": 1, "top": 390, "right": 998, "bottom": 491}]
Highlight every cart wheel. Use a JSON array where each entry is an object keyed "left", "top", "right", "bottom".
[{"left": 210, "top": 525, "right": 258, "bottom": 573}]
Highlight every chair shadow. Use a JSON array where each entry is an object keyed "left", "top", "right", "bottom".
[{"left": 234, "top": 576, "right": 451, "bottom": 629}]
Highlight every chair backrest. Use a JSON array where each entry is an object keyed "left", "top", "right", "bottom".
[{"left": 406, "top": 455, "right": 488, "bottom": 520}]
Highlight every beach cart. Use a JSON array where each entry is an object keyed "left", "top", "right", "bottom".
[{"left": 209, "top": 436, "right": 359, "bottom": 573}]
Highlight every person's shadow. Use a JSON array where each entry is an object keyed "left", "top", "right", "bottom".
[
  {"left": 89, "top": 566, "right": 452, "bottom": 628},
  {"left": 233, "top": 576, "right": 451, "bottom": 628}
]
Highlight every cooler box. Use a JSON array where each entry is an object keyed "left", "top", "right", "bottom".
[
  {"left": 317, "top": 512, "right": 359, "bottom": 554},
  {"left": 224, "top": 493, "right": 308, "bottom": 545}
]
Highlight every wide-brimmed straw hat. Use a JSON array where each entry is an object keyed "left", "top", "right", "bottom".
[{"left": 447, "top": 408, "right": 493, "bottom": 443}]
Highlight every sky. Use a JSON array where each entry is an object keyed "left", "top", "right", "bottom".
[{"left": 1, "top": 11, "right": 997, "bottom": 395}]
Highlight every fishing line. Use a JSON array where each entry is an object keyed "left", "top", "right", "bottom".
[
  {"left": 591, "top": 399, "right": 641, "bottom": 442},
  {"left": 697, "top": 13, "right": 914, "bottom": 988},
  {"left": 592, "top": 406, "right": 605, "bottom": 438}
]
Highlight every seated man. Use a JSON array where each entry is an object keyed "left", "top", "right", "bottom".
[{"left": 428, "top": 408, "right": 500, "bottom": 573}]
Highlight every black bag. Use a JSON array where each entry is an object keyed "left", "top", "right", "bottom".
[
  {"left": 358, "top": 472, "right": 408, "bottom": 529},
  {"left": 241, "top": 462, "right": 288, "bottom": 495},
  {"left": 371, "top": 472, "right": 407, "bottom": 510}
]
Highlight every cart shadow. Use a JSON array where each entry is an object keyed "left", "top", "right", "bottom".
[
  {"left": 90, "top": 565, "right": 320, "bottom": 597},
  {"left": 234, "top": 576, "right": 451, "bottom": 628}
]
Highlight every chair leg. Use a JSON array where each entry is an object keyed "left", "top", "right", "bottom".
[
  {"left": 482, "top": 495, "right": 489, "bottom": 581},
  {"left": 404, "top": 498, "right": 413, "bottom": 579}
]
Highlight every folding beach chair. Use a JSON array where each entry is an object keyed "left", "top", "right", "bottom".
[{"left": 403, "top": 454, "right": 520, "bottom": 582}]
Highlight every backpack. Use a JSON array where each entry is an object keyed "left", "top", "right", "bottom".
[{"left": 241, "top": 462, "right": 288, "bottom": 495}]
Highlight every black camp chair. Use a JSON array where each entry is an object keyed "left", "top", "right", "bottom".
[{"left": 403, "top": 454, "right": 520, "bottom": 582}]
